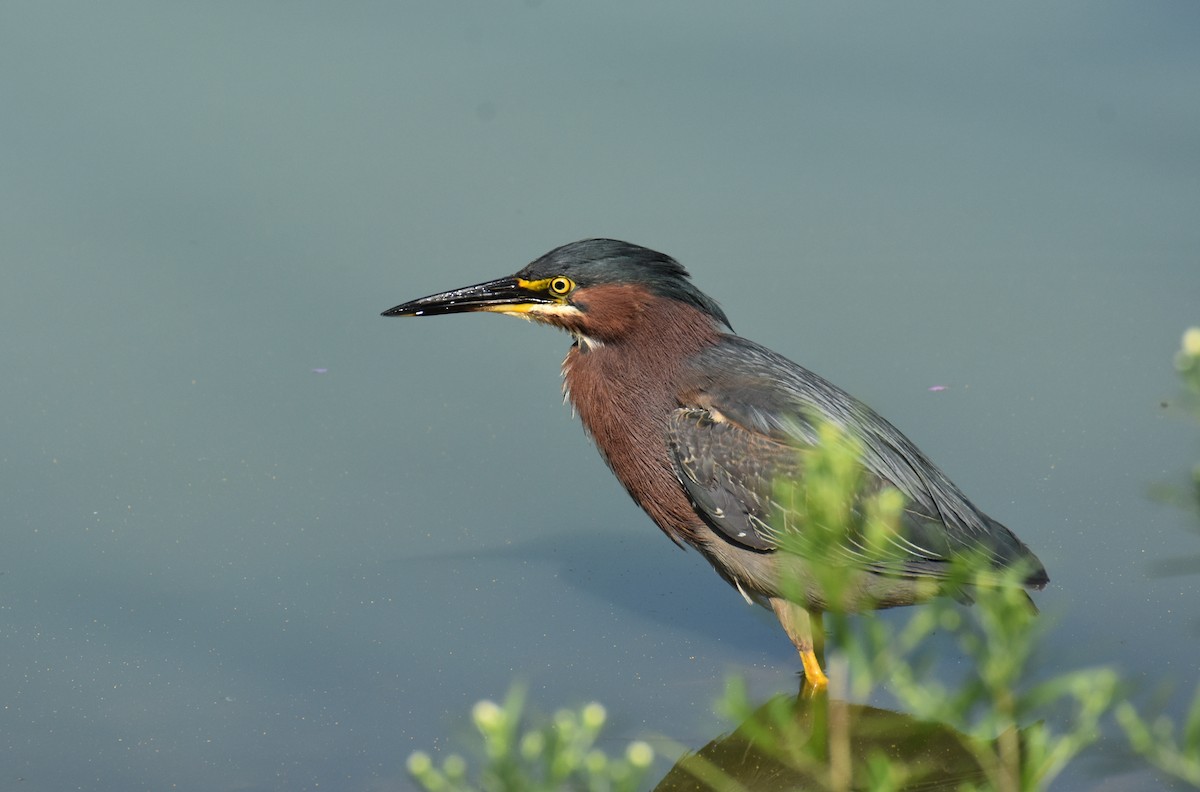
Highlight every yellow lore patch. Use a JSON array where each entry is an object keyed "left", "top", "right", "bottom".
[{"left": 516, "top": 277, "right": 556, "bottom": 292}]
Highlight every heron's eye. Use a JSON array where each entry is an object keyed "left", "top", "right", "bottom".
[{"left": 548, "top": 276, "right": 574, "bottom": 297}]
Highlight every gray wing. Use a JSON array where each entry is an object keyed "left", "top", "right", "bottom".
[
  {"left": 667, "top": 407, "right": 957, "bottom": 578},
  {"left": 668, "top": 336, "right": 1048, "bottom": 586}
]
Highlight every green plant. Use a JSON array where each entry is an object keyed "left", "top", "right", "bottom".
[
  {"left": 1177, "top": 327, "right": 1200, "bottom": 401},
  {"left": 740, "top": 420, "right": 1118, "bottom": 791},
  {"left": 1116, "top": 686, "right": 1200, "bottom": 788},
  {"left": 828, "top": 568, "right": 1118, "bottom": 792},
  {"left": 407, "top": 686, "right": 654, "bottom": 792},
  {"left": 1113, "top": 327, "right": 1200, "bottom": 788}
]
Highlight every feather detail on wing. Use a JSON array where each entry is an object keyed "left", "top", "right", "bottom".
[{"left": 667, "top": 336, "right": 1049, "bottom": 589}]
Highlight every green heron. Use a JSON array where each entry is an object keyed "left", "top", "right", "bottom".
[{"left": 383, "top": 239, "right": 1048, "bottom": 687}]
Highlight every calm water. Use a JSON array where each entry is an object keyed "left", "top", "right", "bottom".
[{"left": 3, "top": 2, "right": 1198, "bottom": 790}]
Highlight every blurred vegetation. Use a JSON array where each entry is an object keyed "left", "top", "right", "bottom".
[
  {"left": 407, "top": 685, "right": 654, "bottom": 792},
  {"left": 657, "top": 680, "right": 1013, "bottom": 791},
  {"left": 1114, "top": 327, "right": 1200, "bottom": 787},
  {"left": 662, "top": 423, "right": 1118, "bottom": 792},
  {"left": 1149, "top": 326, "right": 1200, "bottom": 574},
  {"left": 409, "top": 329, "right": 1200, "bottom": 792},
  {"left": 1175, "top": 327, "right": 1200, "bottom": 406}
]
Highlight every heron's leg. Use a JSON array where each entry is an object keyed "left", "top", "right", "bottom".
[{"left": 770, "top": 597, "right": 828, "bottom": 688}]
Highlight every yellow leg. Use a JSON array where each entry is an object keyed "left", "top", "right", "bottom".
[
  {"left": 799, "top": 647, "right": 829, "bottom": 689},
  {"left": 770, "top": 598, "right": 828, "bottom": 689}
]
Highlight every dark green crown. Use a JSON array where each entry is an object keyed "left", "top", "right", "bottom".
[{"left": 517, "top": 239, "right": 731, "bottom": 329}]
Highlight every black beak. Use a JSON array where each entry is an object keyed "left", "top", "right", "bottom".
[{"left": 381, "top": 276, "right": 552, "bottom": 317}]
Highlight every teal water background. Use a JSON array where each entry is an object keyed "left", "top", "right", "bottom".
[{"left": 2, "top": 3, "right": 1198, "bottom": 789}]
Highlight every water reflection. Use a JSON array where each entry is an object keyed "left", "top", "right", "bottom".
[{"left": 656, "top": 687, "right": 1014, "bottom": 791}]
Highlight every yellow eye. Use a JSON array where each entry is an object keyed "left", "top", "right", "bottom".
[{"left": 548, "top": 276, "right": 574, "bottom": 296}]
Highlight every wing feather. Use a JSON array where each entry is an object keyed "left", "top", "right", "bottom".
[{"left": 667, "top": 336, "right": 1048, "bottom": 587}]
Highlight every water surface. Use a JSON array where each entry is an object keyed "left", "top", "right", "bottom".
[{"left": 2, "top": 2, "right": 1198, "bottom": 789}]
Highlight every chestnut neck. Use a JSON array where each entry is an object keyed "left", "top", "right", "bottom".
[
  {"left": 562, "top": 288, "right": 725, "bottom": 400},
  {"left": 560, "top": 291, "right": 725, "bottom": 544}
]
